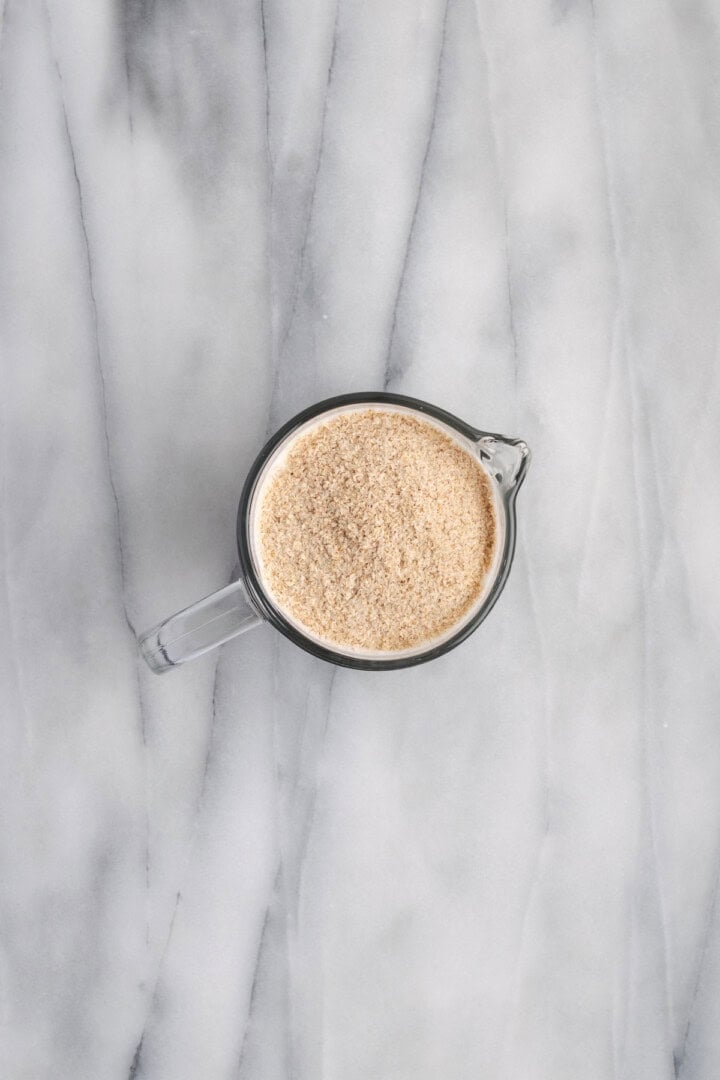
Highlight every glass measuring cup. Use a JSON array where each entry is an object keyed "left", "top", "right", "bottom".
[{"left": 139, "top": 392, "right": 530, "bottom": 673}]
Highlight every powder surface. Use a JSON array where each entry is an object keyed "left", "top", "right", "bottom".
[{"left": 257, "top": 409, "right": 498, "bottom": 652}]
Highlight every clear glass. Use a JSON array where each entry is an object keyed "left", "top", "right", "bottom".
[
  {"left": 139, "top": 579, "right": 261, "bottom": 673},
  {"left": 139, "top": 393, "right": 530, "bottom": 673}
]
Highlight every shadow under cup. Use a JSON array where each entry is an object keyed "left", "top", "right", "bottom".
[{"left": 140, "top": 392, "right": 530, "bottom": 673}]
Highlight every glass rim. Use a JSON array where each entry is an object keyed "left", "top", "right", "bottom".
[{"left": 236, "top": 391, "right": 527, "bottom": 671}]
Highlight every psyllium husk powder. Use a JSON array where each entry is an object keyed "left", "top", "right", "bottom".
[{"left": 257, "top": 409, "right": 497, "bottom": 652}]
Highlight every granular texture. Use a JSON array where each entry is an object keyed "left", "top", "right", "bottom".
[{"left": 257, "top": 409, "right": 497, "bottom": 651}]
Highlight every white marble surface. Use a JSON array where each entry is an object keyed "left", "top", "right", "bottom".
[{"left": 2, "top": 0, "right": 720, "bottom": 1076}]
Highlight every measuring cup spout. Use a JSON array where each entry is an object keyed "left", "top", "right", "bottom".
[{"left": 475, "top": 435, "right": 530, "bottom": 495}]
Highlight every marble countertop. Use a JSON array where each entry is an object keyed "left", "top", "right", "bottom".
[{"left": 2, "top": 0, "right": 720, "bottom": 1077}]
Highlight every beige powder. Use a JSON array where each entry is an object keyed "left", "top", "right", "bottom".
[{"left": 257, "top": 409, "right": 497, "bottom": 652}]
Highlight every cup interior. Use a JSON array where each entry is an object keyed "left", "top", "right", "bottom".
[{"left": 237, "top": 395, "right": 513, "bottom": 670}]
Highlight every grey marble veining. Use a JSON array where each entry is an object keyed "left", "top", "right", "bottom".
[{"left": 2, "top": 0, "right": 720, "bottom": 1077}]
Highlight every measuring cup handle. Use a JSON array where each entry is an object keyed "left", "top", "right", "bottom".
[{"left": 139, "top": 578, "right": 263, "bottom": 673}]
